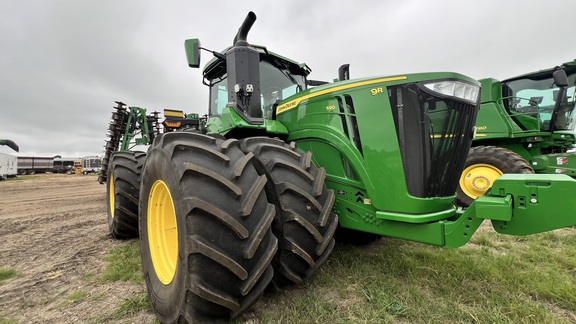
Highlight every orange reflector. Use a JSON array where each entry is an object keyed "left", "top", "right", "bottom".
[{"left": 165, "top": 121, "right": 182, "bottom": 128}]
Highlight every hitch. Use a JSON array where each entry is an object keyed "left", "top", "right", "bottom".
[
  {"left": 481, "top": 174, "right": 576, "bottom": 235},
  {"left": 444, "top": 173, "right": 576, "bottom": 247}
]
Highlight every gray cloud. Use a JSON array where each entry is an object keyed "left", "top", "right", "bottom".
[{"left": 1, "top": 0, "right": 575, "bottom": 156}]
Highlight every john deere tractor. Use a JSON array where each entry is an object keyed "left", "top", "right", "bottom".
[
  {"left": 457, "top": 61, "right": 576, "bottom": 205},
  {"left": 0, "top": 139, "right": 19, "bottom": 152},
  {"left": 103, "top": 12, "right": 576, "bottom": 322}
]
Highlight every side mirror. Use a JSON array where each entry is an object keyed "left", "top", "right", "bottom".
[
  {"left": 553, "top": 69, "right": 568, "bottom": 87},
  {"left": 338, "top": 64, "right": 350, "bottom": 81},
  {"left": 184, "top": 38, "right": 201, "bottom": 68}
]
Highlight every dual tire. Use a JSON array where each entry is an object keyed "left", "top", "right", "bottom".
[
  {"left": 106, "top": 151, "right": 146, "bottom": 239},
  {"left": 136, "top": 133, "right": 336, "bottom": 322},
  {"left": 240, "top": 137, "right": 338, "bottom": 287}
]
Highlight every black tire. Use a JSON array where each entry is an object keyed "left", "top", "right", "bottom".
[
  {"left": 457, "top": 145, "right": 534, "bottom": 207},
  {"left": 106, "top": 151, "right": 146, "bottom": 239},
  {"left": 240, "top": 137, "right": 338, "bottom": 287},
  {"left": 139, "top": 132, "right": 278, "bottom": 323}
]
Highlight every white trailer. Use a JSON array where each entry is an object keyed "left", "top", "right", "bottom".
[{"left": 0, "top": 153, "right": 17, "bottom": 180}]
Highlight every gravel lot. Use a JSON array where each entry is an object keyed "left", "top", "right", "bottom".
[{"left": 0, "top": 174, "right": 155, "bottom": 323}]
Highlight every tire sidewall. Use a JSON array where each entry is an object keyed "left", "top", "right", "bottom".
[
  {"left": 106, "top": 152, "right": 117, "bottom": 232},
  {"left": 464, "top": 154, "right": 512, "bottom": 173},
  {"left": 139, "top": 147, "right": 187, "bottom": 323},
  {"left": 105, "top": 168, "right": 114, "bottom": 230},
  {"left": 106, "top": 151, "right": 143, "bottom": 238}
]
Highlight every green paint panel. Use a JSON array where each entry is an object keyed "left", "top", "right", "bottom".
[
  {"left": 279, "top": 72, "right": 477, "bottom": 215},
  {"left": 332, "top": 197, "right": 447, "bottom": 246},
  {"left": 474, "top": 195, "right": 512, "bottom": 221},
  {"left": 487, "top": 174, "right": 576, "bottom": 235},
  {"left": 443, "top": 205, "right": 485, "bottom": 248}
]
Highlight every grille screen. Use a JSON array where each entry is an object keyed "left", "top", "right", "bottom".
[{"left": 388, "top": 83, "right": 479, "bottom": 197}]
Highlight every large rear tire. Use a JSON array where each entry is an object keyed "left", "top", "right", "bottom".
[
  {"left": 240, "top": 137, "right": 338, "bottom": 287},
  {"left": 106, "top": 151, "right": 146, "bottom": 239},
  {"left": 457, "top": 145, "right": 534, "bottom": 207},
  {"left": 139, "top": 132, "right": 278, "bottom": 322}
]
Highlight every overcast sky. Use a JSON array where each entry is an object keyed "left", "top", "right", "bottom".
[{"left": 1, "top": 0, "right": 574, "bottom": 157}]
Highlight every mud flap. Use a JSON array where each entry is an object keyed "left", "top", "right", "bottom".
[{"left": 476, "top": 174, "right": 576, "bottom": 235}]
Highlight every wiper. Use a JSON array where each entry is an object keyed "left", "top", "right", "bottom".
[{"left": 279, "top": 61, "right": 303, "bottom": 91}]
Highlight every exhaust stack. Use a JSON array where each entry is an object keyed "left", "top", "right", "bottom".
[{"left": 233, "top": 11, "right": 256, "bottom": 46}]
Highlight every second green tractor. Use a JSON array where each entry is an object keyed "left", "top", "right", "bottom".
[{"left": 457, "top": 61, "right": 576, "bottom": 205}]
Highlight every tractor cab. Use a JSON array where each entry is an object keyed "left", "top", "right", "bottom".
[
  {"left": 203, "top": 48, "right": 310, "bottom": 121},
  {"left": 501, "top": 61, "right": 576, "bottom": 132},
  {"left": 186, "top": 12, "right": 311, "bottom": 129}
]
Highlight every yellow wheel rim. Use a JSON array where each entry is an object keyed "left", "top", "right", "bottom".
[
  {"left": 459, "top": 163, "right": 503, "bottom": 199},
  {"left": 148, "top": 180, "right": 178, "bottom": 285},
  {"left": 108, "top": 177, "right": 115, "bottom": 219}
]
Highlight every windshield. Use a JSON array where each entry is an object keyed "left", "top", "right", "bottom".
[
  {"left": 209, "top": 61, "right": 305, "bottom": 118},
  {"left": 502, "top": 71, "right": 576, "bottom": 131}
]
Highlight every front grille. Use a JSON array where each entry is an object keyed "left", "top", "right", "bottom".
[{"left": 388, "top": 83, "right": 479, "bottom": 198}]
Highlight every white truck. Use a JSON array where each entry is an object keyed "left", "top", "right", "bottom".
[{"left": 0, "top": 153, "right": 17, "bottom": 180}]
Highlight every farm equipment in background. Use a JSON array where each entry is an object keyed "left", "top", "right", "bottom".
[
  {"left": 97, "top": 101, "right": 160, "bottom": 185},
  {"left": 72, "top": 160, "right": 83, "bottom": 175},
  {"left": 54, "top": 156, "right": 104, "bottom": 174},
  {"left": 457, "top": 61, "right": 576, "bottom": 205},
  {"left": 102, "top": 12, "right": 576, "bottom": 323},
  {"left": 17, "top": 156, "right": 54, "bottom": 175},
  {"left": 0, "top": 153, "right": 17, "bottom": 180},
  {"left": 81, "top": 156, "right": 103, "bottom": 174},
  {"left": 0, "top": 139, "right": 18, "bottom": 180},
  {"left": 0, "top": 139, "right": 19, "bottom": 152},
  {"left": 99, "top": 101, "right": 204, "bottom": 238}
]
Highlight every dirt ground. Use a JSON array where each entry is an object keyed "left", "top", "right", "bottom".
[{"left": 0, "top": 174, "right": 156, "bottom": 323}]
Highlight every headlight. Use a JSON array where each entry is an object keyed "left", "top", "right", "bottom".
[{"left": 422, "top": 80, "right": 480, "bottom": 103}]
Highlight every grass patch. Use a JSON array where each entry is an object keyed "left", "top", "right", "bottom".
[
  {"left": 0, "top": 317, "right": 18, "bottom": 324},
  {"left": 114, "top": 292, "right": 152, "bottom": 317},
  {"left": 102, "top": 240, "right": 143, "bottom": 283},
  {"left": 0, "top": 267, "right": 18, "bottom": 285},
  {"left": 92, "top": 292, "right": 153, "bottom": 323},
  {"left": 59, "top": 290, "right": 89, "bottom": 307},
  {"left": 106, "top": 225, "right": 576, "bottom": 322},
  {"left": 90, "top": 293, "right": 105, "bottom": 302},
  {"left": 245, "top": 226, "right": 576, "bottom": 323},
  {"left": 94, "top": 241, "right": 153, "bottom": 323}
]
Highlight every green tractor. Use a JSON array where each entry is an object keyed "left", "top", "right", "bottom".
[
  {"left": 0, "top": 139, "right": 19, "bottom": 152},
  {"left": 103, "top": 12, "right": 576, "bottom": 322},
  {"left": 457, "top": 61, "right": 576, "bottom": 205}
]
